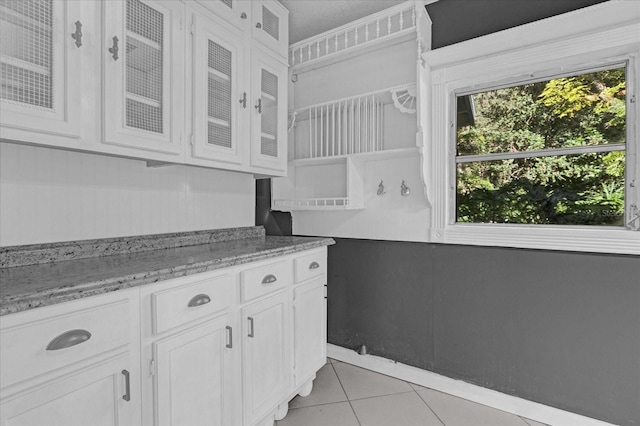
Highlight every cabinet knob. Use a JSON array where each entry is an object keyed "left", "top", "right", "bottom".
[
  {"left": 46, "top": 329, "right": 92, "bottom": 351},
  {"left": 240, "top": 12, "right": 247, "bottom": 19},
  {"left": 71, "top": 20, "right": 83, "bottom": 48},
  {"left": 187, "top": 293, "right": 211, "bottom": 307},
  {"left": 309, "top": 261, "right": 320, "bottom": 270},
  {"left": 256, "top": 22, "right": 262, "bottom": 29}
]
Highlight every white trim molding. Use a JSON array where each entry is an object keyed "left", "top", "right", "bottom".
[
  {"left": 327, "top": 344, "right": 617, "bottom": 426},
  {"left": 420, "top": 1, "right": 640, "bottom": 255}
]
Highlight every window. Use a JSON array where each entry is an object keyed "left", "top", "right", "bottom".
[
  {"left": 455, "top": 66, "right": 627, "bottom": 227},
  {"left": 422, "top": 1, "right": 640, "bottom": 254}
]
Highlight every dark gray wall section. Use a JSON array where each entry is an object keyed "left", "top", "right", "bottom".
[
  {"left": 426, "top": 0, "right": 608, "bottom": 49},
  {"left": 327, "top": 239, "right": 640, "bottom": 425}
]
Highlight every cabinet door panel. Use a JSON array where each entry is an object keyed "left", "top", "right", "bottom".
[
  {"left": 102, "top": 0, "right": 183, "bottom": 156},
  {"left": 154, "top": 315, "right": 235, "bottom": 426},
  {"left": 294, "top": 280, "right": 326, "bottom": 387},
  {"left": 242, "top": 291, "right": 291, "bottom": 425},
  {"left": 250, "top": 50, "right": 287, "bottom": 173},
  {"left": 191, "top": 15, "right": 245, "bottom": 165},
  {"left": 250, "top": 0, "right": 288, "bottom": 60},
  {"left": 1, "top": 354, "right": 137, "bottom": 426},
  {"left": 0, "top": 0, "right": 82, "bottom": 140}
]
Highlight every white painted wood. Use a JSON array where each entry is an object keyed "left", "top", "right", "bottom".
[
  {"left": 153, "top": 315, "right": 236, "bottom": 426},
  {"left": 0, "top": 1, "right": 84, "bottom": 144},
  {"left": 190, "top": 13, "right": 246, "bottom": 165},
  {"left": 293, "top": 279, "right": 326, "bottom": 388},
  {"left": 194, "top": 0, "right": 251, "bottom": 33},
  {"left": 251, "top": 0, "right": 289, "bottom": 62},
  {"left": 0, "top": 143, "right": 255, "bottom": 247},
  {"left": 102, "top": 0, "right": 184, "bottom": 157},
  {"left": 0, "top": 353, "right": 139, "bottom": 426},
  {"left": 327, "top": 344, "right": 617, "bottom": 426},
  {"left": 422, "top": 2, "right": 640, "bottom": 254},
  {"left": 293, "top": 248, "right": 326, "bottom": 283},
  {"left": 240, "top": 259, "right": 291, "bottom": 303},
  {"left": 242, "top": 290, "right": 291, "bottom": 426},
  {"left": 250, "top": 50, "right": 288, "bottom": 173}
]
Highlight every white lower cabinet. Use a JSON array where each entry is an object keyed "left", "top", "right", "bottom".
[
  {"left": 1, "top": 247, "right": 328, "bottom": 426},
  {"left": 0, "top": 288, "right": 141, "bottom": 426},
  {"left": 242, "top": 290, "right": 291, "bottom": 425}
]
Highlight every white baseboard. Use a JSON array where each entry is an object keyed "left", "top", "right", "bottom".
[{"left": 327, "top": 344, "right": 617, "bottom": 426}]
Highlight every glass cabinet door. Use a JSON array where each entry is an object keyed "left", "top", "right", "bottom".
[
  {"left": 102, "top": 0, "right": 183, "bottom": 156},
  {"left": 191, "top": 15, "right": 244, "bottom": 165},
  {"left": 0, "top": 0, "right": 82, "bottom": 139},
  {"left": 250, "top": 50, "right": 287, "bottom": 173}
]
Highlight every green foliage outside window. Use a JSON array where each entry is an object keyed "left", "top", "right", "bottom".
[{"left": 456, "top": 67, "right": 626, "bottom": 226}]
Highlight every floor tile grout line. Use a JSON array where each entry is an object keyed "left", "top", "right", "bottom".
[
  {"left": 414, "top": 387, "right": 447, "bottom": 426},
  {"left": 330, "top": 361, "right": 362, "bottom": 426}
]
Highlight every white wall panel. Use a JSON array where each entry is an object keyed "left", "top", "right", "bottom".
[{"left": 0, "top": 143, "right": 255, "bottom": 247}]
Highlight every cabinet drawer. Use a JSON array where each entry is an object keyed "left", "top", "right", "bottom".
[
  {"left": 240, "top": 259, "right": 291, "bottom": 302},
  {"left": 152, "top": 273, "right": 234, "bottom": 335},
  {"left": 294, "top": 249, "right": 327, "bottom": 283},
  {"left": 1, "top": 295, "right": 132, "bottom": 390}
]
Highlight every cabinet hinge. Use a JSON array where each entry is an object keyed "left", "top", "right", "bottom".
[
  {"left": 189, "top": 134, "right": 195, "bottom": 147},
  {"left": 149, "top": 359, "right": 156, "bottom": 377},
  {"left": 190, "top": 23, "right": 195, "bottom": 36}
]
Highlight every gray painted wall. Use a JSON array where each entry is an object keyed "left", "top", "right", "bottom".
[{"left": 327, "top": 239, "right": 640, "bottom": 425}]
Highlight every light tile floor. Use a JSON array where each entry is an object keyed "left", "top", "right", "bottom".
[{"left": 276, "top": 359, "right": 548, "bottom": 426}]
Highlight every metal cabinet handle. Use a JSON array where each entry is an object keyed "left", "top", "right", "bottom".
[
  {"left": 248, "top": 317, "right": 254, "bottom": 338},
  {"left": 109, "top": 36, "right": 119, "bottom": 61},
  {"left": 239, "top": 92, "right": 247, "bottom": 108},
  {"left": 255, "top": 98, "right": 262, "bottom": 114},
  {"left": 46, "top": 329, "right": 91, "bottom": 351},
  {"left": 256, "top": 22, "right": 262, "bottom": 29},
  {"left": 240, "top": 12, "right": 247, "bottom": 19},
  {"left": 71, "top": 20, "right": 83, "bottom": 48},
  {"left": 226, "top": 326, "right": 233, "bottom": 348},
  {"left": 122, "top": 370, "right": 131, "bottom": 401},
  {"left": 187, "top": 293, "right": 211, "bottom": 307},
  {"left": 309, "top": 261, "right": 320, "bottom": 270},
  {"left": 261, "top": 274, "right": 277, "bottom": 284}
]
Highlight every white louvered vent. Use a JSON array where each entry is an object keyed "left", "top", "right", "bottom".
[
  {"left": 125, "top": 0, "right": 164, "bottom": 134},
  {"left": 262, "top": 5, "right": 279, "bottom": 41},
  {"left": 261, "top": 69, "right": 278, "bottom": 157},
  {"left": 207, "top": 40, "right": 232, "bottom": 148},
  {"left": 0, "top": 0, "right": 53, "bottom": 109}
]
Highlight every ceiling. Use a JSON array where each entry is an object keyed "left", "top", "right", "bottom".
[{"left": 278, "top": 0, "right": 408, "bottom": 44}]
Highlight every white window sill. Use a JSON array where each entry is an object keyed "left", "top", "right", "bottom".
[{"left": 431, "top": 224, "right": 640, "bottom": 255}]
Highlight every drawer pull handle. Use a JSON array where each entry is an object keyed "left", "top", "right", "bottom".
[
  {"left": 46, "top": 329, "right": 91, "bottom": 351},
  {"left": 188, "top": 294, "right": 211, "bottom": 307},
  {"left": 261, "top": 274, "right": 277, "bottom": 284},
  {"left": 122, "top": 369, "right": 131, "bottom": 401},
  {"left": 248, "top": 317, "right": 254, "bottom": 338},
  {"left": 226, "top": 326, "right": 233, "bottom": 348},
  {"left": 309, "top": 261, "right": 320, "bottom": 270}
]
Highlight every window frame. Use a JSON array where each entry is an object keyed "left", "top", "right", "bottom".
[{"left": 422, "top": 1, "right": 640, "bottom": 255}]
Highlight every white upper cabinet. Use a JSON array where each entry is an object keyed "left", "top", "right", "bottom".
[
  {"left": 191, "top": 14, "right": 245, "bottom": 165},
  {"left": 250, "top": 50, "right": 287, "bottom": 173},
  {"left": 251, "top": 0, "right": 288, "bottom": 60},
  {"left": 0, "top": 0, "right": 84, "bottom": 144},
  {"left": 102, "top": 0, "right": 184, "bottom": 156},
  {"left": 195, "top": 0, "right": 251, "bottom": 33}
]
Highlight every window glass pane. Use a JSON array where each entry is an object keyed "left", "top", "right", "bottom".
[
  {"left": 455, "top": 66, "right": 627, "bottom": 226},
  {"left": 456, "top": 151, "right": 625, "bottom": 226},
  {"left": 456, "top": 67, "right": 626, "bottom": 156}
]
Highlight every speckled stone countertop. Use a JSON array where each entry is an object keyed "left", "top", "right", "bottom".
[{"left": 0, "top": 227, "right": 334, "bottom": 316}]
